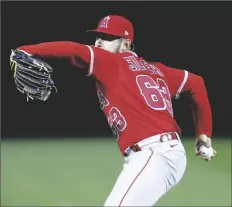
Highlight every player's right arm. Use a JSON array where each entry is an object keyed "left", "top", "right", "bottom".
[
  {"left": 17, "top": 41, "right": 119, "bottom": 86},
  {"left": 152, "top": 62, "right": 212, "bottom": 139}
]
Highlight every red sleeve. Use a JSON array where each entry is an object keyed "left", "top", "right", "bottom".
[
  {"left": 152, "top": 62, "right": 212, "bottom": 137},
  {"left": 152, "top": 62, "right": 187, "bottom": 98},
  {"left": 183, "top": 72, "right": 213, "bottom": 137},
  {"left": 84, "top": 46, "right": 119, "bottom": 87},
  {"left": 17, "top": 41, "right": 119, "bottom": 87}
]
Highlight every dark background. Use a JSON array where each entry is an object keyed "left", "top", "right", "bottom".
[{"left": 1, "top": 1, "right": 231, "bottom": 139}]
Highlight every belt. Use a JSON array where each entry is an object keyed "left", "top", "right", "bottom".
[{"left": 124, "top": 132, "right": 179, "bottom": 157}]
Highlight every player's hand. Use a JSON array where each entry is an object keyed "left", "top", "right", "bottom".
[{"left": 195, "top": 134, "right": 217, "bottom": 161}]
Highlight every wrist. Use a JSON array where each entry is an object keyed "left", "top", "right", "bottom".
[{"left": 196, "top": 134, "right": 212, "bottom": 148}]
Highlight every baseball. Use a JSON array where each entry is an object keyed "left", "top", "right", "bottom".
[{"left": 199, "top": 146, "right": 214, "bottom": 157}]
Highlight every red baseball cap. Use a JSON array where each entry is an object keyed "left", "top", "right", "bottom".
[{"left": 87, "top": 15, "right": 134, "bottom": 42}]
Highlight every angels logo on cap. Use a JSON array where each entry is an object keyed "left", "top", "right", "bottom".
[{"left": 99, "top": 16, "right": 110, "bottom": 28}]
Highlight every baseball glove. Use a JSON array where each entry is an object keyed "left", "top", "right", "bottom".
[{"left": 10, "top": 49, "right": 57, "bottom": 101}]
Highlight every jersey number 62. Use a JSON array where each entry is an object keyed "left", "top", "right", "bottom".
[{"left": 136, "top": 75, "right": 173, "bottom": 117}]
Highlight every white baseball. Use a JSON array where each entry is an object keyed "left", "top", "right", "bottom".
[{"left": 199, "top": 146, "right": 214, "bottom": 157}]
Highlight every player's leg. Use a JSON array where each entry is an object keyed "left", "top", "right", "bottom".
[{"left": 104, "top": 148, "right": 186, "bottom": 206}]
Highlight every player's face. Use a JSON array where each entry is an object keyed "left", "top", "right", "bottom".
[{"left": 94, "top": 33, "right": 122, "bottom": 53}]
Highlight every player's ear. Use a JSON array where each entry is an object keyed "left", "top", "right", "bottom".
[
  {"left": 121, "top": 39, "right": 131, "bottom": 52},
  {"left": 125, "top": 39, "right": 132, "bottom": 50}
]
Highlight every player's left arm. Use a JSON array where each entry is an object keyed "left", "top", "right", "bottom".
[{"left": 16, "top": 41, "right": 118, "bottom": 87}]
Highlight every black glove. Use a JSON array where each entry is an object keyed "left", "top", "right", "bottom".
[{"left": 10, "top": 49, "right": 57, "bottom": 101}]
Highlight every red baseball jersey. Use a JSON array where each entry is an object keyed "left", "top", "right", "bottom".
[
  {"left": 18, "top": 41, "right": 212, "bottom": 155},
  {"left": 83, "top": 48, "right": 184, "bottom": 154}
]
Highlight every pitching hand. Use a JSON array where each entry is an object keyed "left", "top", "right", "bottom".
[{"left": 195, "top": 134, "right": 217, "bottom": 161}]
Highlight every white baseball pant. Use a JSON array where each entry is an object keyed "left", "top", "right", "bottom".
[{"left": 104, "top": 132, "right": 187, "bottom": 206}]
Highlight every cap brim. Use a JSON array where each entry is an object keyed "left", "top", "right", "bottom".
[
  {"left": 86, "top": 29, "right": 98, "bottom": 33},
  {"left": 86, "top": 28, "right": 119, "bottom": 37},
  {"left": 86, "top": 28, "right": 131, "bottom": 41}
]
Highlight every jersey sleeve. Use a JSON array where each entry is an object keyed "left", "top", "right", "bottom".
[
  {"left": 82, "top": 45, "right": 120, "bottom": 87},
  {"left": 153, "top": 62, "right": 188, "bottom": 99},
  {"left": 18, "top": 41, "right": 119, "bottom": 88},
  {"left": 153, "top": 62, "right": 212, "bottom": 137}
]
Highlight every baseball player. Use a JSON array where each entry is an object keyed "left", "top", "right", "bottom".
[{"left": 10, "top": 15, "right": 217, "bottom": 206}]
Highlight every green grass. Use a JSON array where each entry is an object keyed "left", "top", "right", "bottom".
[{"left": 1, "top": 138, "right": 231, "bottom": 206}]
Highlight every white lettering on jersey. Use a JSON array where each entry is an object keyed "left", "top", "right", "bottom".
[
  {"left": 123, "top": 56, "right": 164, "bottom": 76},
  {"left": 124, "top": 56, "right": 145, "bottom": 71},
  {"left": 97, "top": 90, "right": 109, "bottom": 110}
]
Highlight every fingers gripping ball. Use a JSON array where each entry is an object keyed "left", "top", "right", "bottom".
[
  {"left": 10, "top": 49, "right": 57, "bottom": 101},
  {"left": 199, "top": 146, "right": 214, "bottom": 158},
  {"left": 197, "top": 146, "right": 217, "bottom": 161},
  {"left": 195, "top": 135, "right": 217, "bottom": 161}
]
